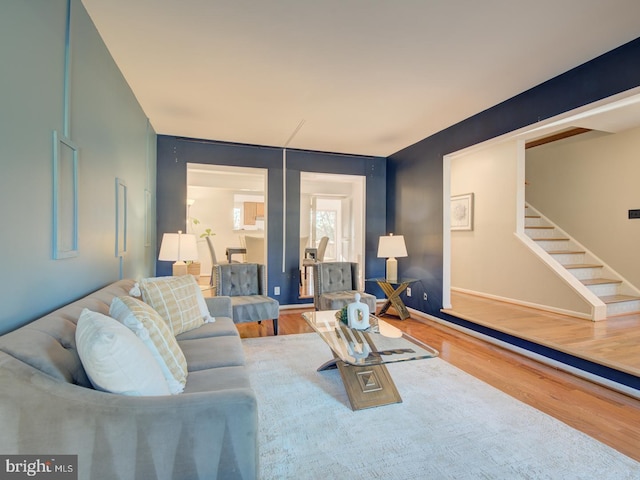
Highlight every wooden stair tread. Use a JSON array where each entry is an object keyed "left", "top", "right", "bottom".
[
  {"left": 581, "top": 278, "right": 622, "bottom": 286},
  {"left": 547, "top": 250, "right": 585, "bottom": 254},
  {"left": 564, "top": 263, "right": 602, "bottom": 269},
  {"left": 524, "top": 215, "right": 540, "bottom": 218},
  {"left": 600, "top": 294, "right": 640, "bottom": 304}
]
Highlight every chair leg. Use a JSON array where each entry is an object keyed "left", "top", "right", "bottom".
[{"left": 273, "top": 318, "right": 278, "bottom": 336}]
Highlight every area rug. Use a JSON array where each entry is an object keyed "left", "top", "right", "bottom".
[{"left": 242, "top": 333, "right": 639, "bottom": 480}]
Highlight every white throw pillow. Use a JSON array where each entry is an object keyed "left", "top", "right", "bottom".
[
  {"left": 75, "top": 308, "right": 170, "bottom": 396},
  {"left": 136, "top": 275, "right": 214, "bottom": 335},
  {"left": 110, "top": 296, "right": 188, "bottom": 394}
]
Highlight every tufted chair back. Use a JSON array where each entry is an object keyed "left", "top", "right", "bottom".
[
  {"left": 214, "top": 263, "right": 279, "bottom": 334},
  {"left": 215, "top": 263, "right": 265, "bottom": 297},
  {"left": 313, "top": 262, "right": 377, "bottom": 313}
]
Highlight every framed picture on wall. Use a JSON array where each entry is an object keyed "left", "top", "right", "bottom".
[{"left": 451, "top": 193, "right": 474, "bottom": 231}]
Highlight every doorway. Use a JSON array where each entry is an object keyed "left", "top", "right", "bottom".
[
  {"left": 443, "top": 89, "right": 640, "bottom": 311},
  {"left": 186, "top": 163, "right": 267, "bottom": 283},
  {"left": 299, "top": 172, "right": 365, "bottom": 298}
]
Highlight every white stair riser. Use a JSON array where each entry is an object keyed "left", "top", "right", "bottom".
[
  {"left": 607, "top": 300, "right": 640, "bottom": 317},
  {"left": 534, "top": 240, "right": 572, "bottom": 251},
  {"left": 551, "top": 253, "right": 586, "bottom": 264},
  {"left": 567, "top": 267, "right": 602, "bottom": 280},
  {"left": 587, "top": 283, "right": 621, "bottom": 297},
  {"left": 525, "top": 228, "right": 562, "bottom": 239},
  {"left": 525, "top": 217, "right": 543, "bottom": 227}
]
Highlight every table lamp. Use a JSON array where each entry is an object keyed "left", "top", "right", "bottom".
[
  {"left": 377, "top": 233, "right": 407, "bottom": 283},
  {"left": 159, "top": 230, "right": 199, "bottom": 276}
]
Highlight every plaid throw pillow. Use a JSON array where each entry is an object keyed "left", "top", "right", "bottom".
[
  {"left": 139, "top": 275, "right": 205, "bottom": 335},
  {"left": 110, "top": 296, "right": 188, "bottom": 394}
]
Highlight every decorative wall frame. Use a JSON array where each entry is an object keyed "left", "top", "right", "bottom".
[
  {"left": 115, "top": 178, "right": 127, "bottom": 256},
  {"left": 450, "top": 193, "right": 474, "bottom": 231},
  {"left": 52, "top": 131, "right": 79, "bottom": 259},
  {"left": 144, "top": 189, "right": 152, "bottom": 247}
]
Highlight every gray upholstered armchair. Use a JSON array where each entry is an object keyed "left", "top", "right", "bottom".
[
  {"left": 214, "top": 263, "right": 280, "bottom": 335},
  {"left": 313, "top": 262, "right": 377, "bottom": 313}
]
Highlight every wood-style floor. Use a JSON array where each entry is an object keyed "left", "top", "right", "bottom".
[
  {"left": 443, "top": 291, "right": 640, "bottom": 377},
  {"left": 236, "top": 303, "right": 640, "bottom": 463}
]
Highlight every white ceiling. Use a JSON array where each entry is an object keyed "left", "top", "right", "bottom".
[{"left": 81, "top": 0, "right": 640, "bottom": 157}]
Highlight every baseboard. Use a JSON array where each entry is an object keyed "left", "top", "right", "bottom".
[
  {"left": 451, "top": 287, "right": 593, "bottom": 320},
  {"left": 408, "top": 307, "right": 640, "bottom": 400}
]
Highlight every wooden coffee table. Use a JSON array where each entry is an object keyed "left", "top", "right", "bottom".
[{"left": 302, "top": 310, "right": 439, "bottom": 410}]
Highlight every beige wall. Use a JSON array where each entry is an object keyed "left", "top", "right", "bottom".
[
  {"left": 526, "top": 127, "right": 640, "bottom": 289},
  {"left": 451, "top": 140, "right": 590, "bottom": 315},
  {"left": 186, "top": 186, "right": 239, "bottom": 274}
]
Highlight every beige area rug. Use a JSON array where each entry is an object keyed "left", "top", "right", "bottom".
[{"left": 242, "top": 333, "right": 639, "bottom": 480}]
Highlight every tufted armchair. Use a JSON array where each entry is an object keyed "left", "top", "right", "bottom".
[
  {"left": 214, "top": 263, "right": 280, "bottom": 335},
  {"left": 313, "top": 262, "right": 377, "bottom": 313}
]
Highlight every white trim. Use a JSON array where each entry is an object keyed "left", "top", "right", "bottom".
[{"left": 410, "top": 307, "right": 640, "bottom": 400}]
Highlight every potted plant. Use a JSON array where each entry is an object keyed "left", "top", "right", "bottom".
[{"left": 186, "top": 219, "right": 216, "bottom": 277}]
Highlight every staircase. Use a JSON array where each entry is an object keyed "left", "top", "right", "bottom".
[{"left": 524, "top": 204, "right": 640, "bottom": 318}]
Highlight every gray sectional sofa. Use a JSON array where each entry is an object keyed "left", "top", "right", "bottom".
[{"left": 0, "top": 279, "right": 258, "bottom": 480}]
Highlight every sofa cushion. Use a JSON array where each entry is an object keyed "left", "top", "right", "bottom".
[
  {"left": 110, "top": 296, "right": 188, "bottom": 394},
  {"left": 183, "top": 365, "right": 252, "bottom": 394},
  {"left": 175, "top": 317, "right": 239, "bottom": 341},
  {"left": 138, "top": 275, "right": 207, "bottom": 334},
  {"left": 75, "top": 309, "right": 170, "bottom": 396},
  {"left": 0, "top": 316, "right": 91, "bottom": 387},
  {"left": 179, "top": 335, "right": 246, "bottom": 372},
  {"left": 0, "top": 279, "right": 136, "bottom": 388}
]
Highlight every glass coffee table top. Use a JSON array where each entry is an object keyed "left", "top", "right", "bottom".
[{"left": 302, "top": 310, "right": 439, "bottom": 367}]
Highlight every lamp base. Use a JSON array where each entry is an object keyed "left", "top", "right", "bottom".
[
  {"left": 385, "top": 257, "right": 398, "bottom": 283},
  {"left": 172, "top": 261, "right": 188, "bottom": 276}
]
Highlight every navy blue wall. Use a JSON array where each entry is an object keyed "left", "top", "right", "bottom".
[
  {"left": 156, "top": 137, "right": 387, "bottom": 305},
  {"left": 388, "top": 36, "right": 640, "bottom": 318}
]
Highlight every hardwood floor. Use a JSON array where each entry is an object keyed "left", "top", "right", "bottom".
[
  {"left": 443, "top": 291, "right": 640, "bottom": 377},
  {"left": 236, "top": 305, "right": 640, "bottom": 463}
]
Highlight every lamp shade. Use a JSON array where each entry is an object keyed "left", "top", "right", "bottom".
[
  {"left": 377, "top": 234, "right": 407, "bottom": 259},
  {"left": 159, "top": 232, "right": 199, "bottom": 262}
]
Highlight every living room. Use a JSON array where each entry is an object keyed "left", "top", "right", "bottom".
[
  {"left": 2, "top": 1, "right": 640, "bottom": 478},
  {"left": 3, "top": 1, "right": 640, "bottom": 333}
]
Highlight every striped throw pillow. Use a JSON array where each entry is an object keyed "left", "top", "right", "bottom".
[
  {"left": 139, "top": 275, "right": 205, "bottom": 335},
  {"left": 110, "top": 296, "right": 188, "bottom": 394}
]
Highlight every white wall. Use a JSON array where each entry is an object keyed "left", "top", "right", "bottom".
[
  {"left": 0, "top": 0, "right": 155, "bottom": 333},
  {"left": 526, "top": 127, "right": 640, "bottom": 289},
  {"left": 451, "top": 140, "right": 590, "bottom": 315},
  {"left": 187, "top": 186, "right": 238, "bottom": 274}
]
